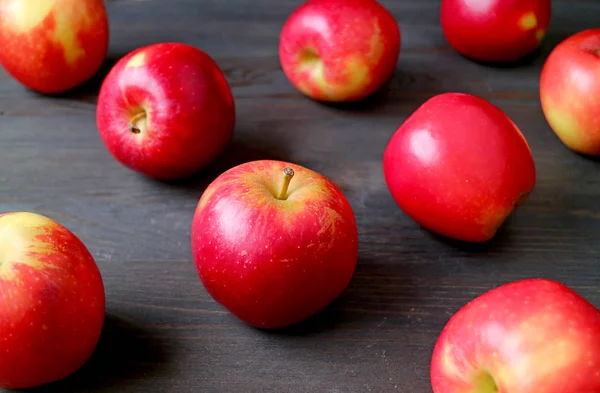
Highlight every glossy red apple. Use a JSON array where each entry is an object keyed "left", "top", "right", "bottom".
[
  {"left": 441, "top": 0, "right": 551, "bottom": 62},
  {"left": 0, "top": 0, "right": 109, "bottom": 94},
  {"left": 540, "top": 29, "right": 600, "bottom": 156},
  {"left": 190, "top": 160, "right": 359, "bottom": 329},
  {"left": 383, "top": 92, "right": 536, "bottom": 242},
  {"left": 279, "top": 0, "right": 401, "bottom": 102},
  {"left": 431, "top": 278, "right": 600, "bottom": 393},
  {"left": 96, "top": 42, "right": 235, "bottom": 180},
  {"left": 0, "top": 212, "right": 105, "bottom": 389}
]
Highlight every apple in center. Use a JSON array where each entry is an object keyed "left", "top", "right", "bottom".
[
  {"left": 431, "top": 278, "right": 600, "bottom": 393},
  {"left": 190, "top": 160, "right": 359, "bottom": 329},
  {"left": 279, "top": 0, "right": 401, "bottom": 102}
]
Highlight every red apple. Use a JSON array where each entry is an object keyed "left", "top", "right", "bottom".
[
  {"left": 0, "top": 0, "right": 109, "bottom": 94},
  {"left": 0, "top": 212, "right": 105, "bottom": 389},
  {"left": 431, "top": 278, "right": 600, "bottom": 393},
  {"left": 190, "top": 160, "right": 358, "bottom": 329},
  {"left": 540, "top": 29, "right": 600, "bottom": 156},
  {"left": 96, "top": 42, "right": 235, "bottom": 180},
  {"left": 279, "top": 0, "right": 400, "bottom": 102},
  {"left": 441, "top": 0, "right": 551, "bottom": 62},
  {"left": 383, "top": 92, "right": 536, "bottom": 242}
]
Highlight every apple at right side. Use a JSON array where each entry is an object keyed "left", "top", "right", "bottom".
[
  {"left": 430, "top": 278, "right": 600, "bottom": 393},
  {"left": 540, "top": 28, "right": 600, "bottom": 156}
]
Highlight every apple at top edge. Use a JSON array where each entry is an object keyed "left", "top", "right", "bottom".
[
  {"left": 540, "top": 28, "right": 600, "bottom": 156},
  {"left": 431, "top": 278, "right": 600, "bottom": 393},
  {"left": 441, "top": 0, "right": 551, "bottom": 63},
  {"left": 96, "top": 42, "right": 235, "bottom": 180},
  {"left": 383, "top": 92, "right": 536, "bottom": 243},
  {"left": 0, "top": 212, "right": 105, "bottom": 389},
  {"left": 0, "top": 0, "right": 109, "bottom": 94},
  {"left": 190, "top": 160, "right": 359, "bottom": 329},
  {"left": 279, "top": 0, "right": 401, "bottom": 102}
]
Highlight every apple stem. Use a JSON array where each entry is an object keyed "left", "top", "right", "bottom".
[
  {"left": 277, "top": 167, "right": 295, "bottom": 200},
  {"left": 129, "top": 111, "right": 147, "bottom": 134}
]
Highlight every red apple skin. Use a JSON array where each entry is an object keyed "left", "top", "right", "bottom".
[
  {"left": 441, "top": 0, "right": 551, "bottom": 62},
  {"left": 279, "top": 0, "right": 400, "bottom": 102},
  {"left": 540, "top": 29, "right": 600, "bottom": 156},
  {"left": 96, "top": 42, "right": 235, "bottom": 180},
  {"left": 382, "top": 92, "right": 536, "bottom": 242},
  {"left": 431, "top": 278, "right": 600, "bottom": 393},
  {"left": 0, "top": 0, "right": 109, "bottom": 94},
  {"left": 0, "top": 212, "right": 105, "bottom": 389},
  {"left": 190, "top": 160, "right": 359, "bottom": 329}
]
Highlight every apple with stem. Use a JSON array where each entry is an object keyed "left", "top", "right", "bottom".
[
  {"left": 441, "top": 0, "right": 551, "bottom": 63},
  {"left": 540, "top": 28, "right": 600, "bottom": 156},
  {"left": 431, "top": 278, "right": 600, "bottom": 393},
  {"left": 0, "top": 212, "right": 105, "bottom": 389},
  {"left": 383, "top": 92, "right": 536, "bottom": 242},
  {"left": 279, "top": 0, "right": 401, "bottom": 102},
  {"left": 190, "top": 160, "right": 359, "bottom": 329},
  {"left": 0, "top": 0, "right": 109, "bottom": 94},
  {"left": 96, "top": 42, "right": 235, "bottom": 180}
]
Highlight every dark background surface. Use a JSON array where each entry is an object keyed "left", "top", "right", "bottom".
[{"left": 1, "top": 0, "right": 599, "bottom": 391}]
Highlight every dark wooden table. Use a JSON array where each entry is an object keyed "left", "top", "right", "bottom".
[{"left": 1, "top": 0, "right": 599, "bottom": 391}]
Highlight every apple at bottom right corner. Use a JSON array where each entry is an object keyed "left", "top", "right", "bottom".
[{"left": 430, "top": 278, "right": 600, "bottom": 393}]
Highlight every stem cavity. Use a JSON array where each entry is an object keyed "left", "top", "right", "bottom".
[
  {"left": 277, "top": 167, "right": 295, "bottom": 200},
  {"left": 129, "top": 111, "right": 147, "bottom": 134}
]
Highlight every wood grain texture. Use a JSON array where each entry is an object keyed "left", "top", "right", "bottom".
[{"left": 1, "top": 0, "right": 599, "bottom": 392}]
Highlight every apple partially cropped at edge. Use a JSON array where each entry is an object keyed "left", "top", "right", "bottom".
[
  {"left": 190, "top": 160, "right": 359, "bottom": 329},
  {"left": 96, "top": 42, "right": 235, "bottom": 180},
  {"left": 540, "top": 28, "right": 600, "bottom": 156},
  {"left": 279, "top": 0, "right": 401, "bottom": 102},
  {"left": 383, "top": 92, "right": 536, "bottom": 242},
  {"left": 441, "top": 0, "right": 551, "bottom": 63},
  {"left": 431, "top": 278, "right": 600, "bottom": 393},
  {"left": 0, "top": 0, "right": 109, "bottom": 94},
  {"left": 0, "top": 212, "right": 105, "bottom": 389}
]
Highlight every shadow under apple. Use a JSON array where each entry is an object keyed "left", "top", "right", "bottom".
[
  {"left": 462, "top": 46, "right": 545, "bottom": 70},
  {"left": 154, "top": 135, "right": 290, "bottom": 196},
  {"left": 263, "top": 253, "right": 419, "bottom": 337},
  {"left": 47, "top": 53, "right": 129, "bottom": 102},
  {"left": 18, "top": 314, "right": 170, "bottom": 393},
  {"left": 318, "top": 76, "right": 396, "bottom": 114}
]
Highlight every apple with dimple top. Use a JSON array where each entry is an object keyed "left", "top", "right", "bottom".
[
  {"left": 540, "top": 28, "right": 600, "bottom": 156},
  {"left": 96, "top": 42, "right": 236, "bottom": 180},
  {"left": 441, "top": 0, "right": 551, "bottom": 63},
  {"left": 279, "top": 0, "right": 401, "bottom": 102},
  {"left": 0, "top": 212, "right": 105, "bottom": 389},
  {"left": 431, "top": 278, "right": 600, "bottom": 393},
  {"left": 0, "top": 0, "right": 109, "bottom": 94},
  {"left": 190, "top": 160, "right": 359, "bottom": 329},
  {"left": 383, "top": 92, "right": 536, "bottom": 242}
]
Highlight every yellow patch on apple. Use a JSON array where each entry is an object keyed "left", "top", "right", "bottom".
[
  {"left": 544, "top": 105, "right": 587, "bottom": 152},
  {"left": 126, "top": 52, "right": 148, "bottom": 68},
  {"left": 316, "top": 57, "right": 371, "bottom": 101},
  {"left": 0, "top": 213, "right": 59, "bottom": 278},
  {"left": 536, "top": 29, "right": 547, "bottom": 42},
  {"left": 4, "top": 0, "right": 56, "bottom": 32},
  {"left": 519, "top": 12, "right": 538, "bottom": 30},
  {"left": 52, "top": 6, "right": 93, "bottom": 65}
]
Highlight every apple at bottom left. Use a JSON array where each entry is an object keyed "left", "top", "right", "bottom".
[{"left": 0, "top": 212, "right": 105, "bottom": 389}]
